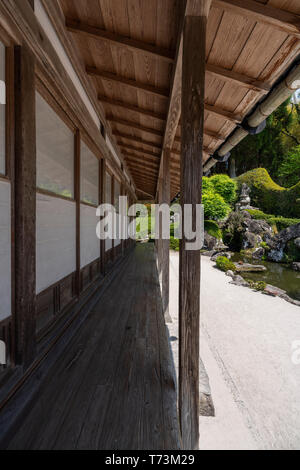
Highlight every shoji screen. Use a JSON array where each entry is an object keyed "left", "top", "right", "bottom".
[
  {"left": 0, "top": 42, "right": 11, "bottom": 321},
  {"left": 80, "top": 140, "right": 100, "bottom": 268},
  {"left": 36, "top": 93, "right": 76, "bottom": 294},
  {"left": 105, "top": 172, "right": 112, "bottom": 252},
  {"left": 114, "top": 179, "right": 121, "bottom": 247}
]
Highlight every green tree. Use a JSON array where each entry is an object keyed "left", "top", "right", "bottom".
[{"left": 277, "top": 146, "right": 300, "bottom": 187}]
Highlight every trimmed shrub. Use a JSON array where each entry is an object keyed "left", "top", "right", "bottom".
[
  {"left": 238, "top": 168, "right": 300, "bottom": 218},
  {"left": 202, "top": 176, "right": 213, "bottom": 192},
  {"left": 210, "top": 174, "right": 238, "bottom": 204},
  {"left": 170, "top": 236, "right": 180, "bottom": 251},
  {"left": 215, "top": 256, "right": 236, "bottom": 273},
  {"left": 204, "top": 220, "right": 222, "bottom": 239},
  {"left": 202, "top": 190, "right": 231, "bottom": 221}
]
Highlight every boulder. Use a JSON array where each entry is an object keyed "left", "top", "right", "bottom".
[
  {"left": 243, "top": 218, "right": 273, "bottom": 235},
  {"left": 235, "top": 263, "right": 267, "bottom": 272},
  {"left": 294, "top": 238, "right": 300, "bottom": 249},
  {"left": 203, "top": 232, "right": 218, "bottom": 251},
  {"left": 267, "top": 223, "right": 300, "bottom": 262},
  {"left": 230, "top": 275, "right": 250, "bottom": 287},
  {"left": 252, "top": 247, "right": 265, "bottom": 260},
  {"left": 242, "top": 231, "right": 258, "bottom": 249},
  {"left": 225, "top": 270, "right": 235, "bottom": 278},
  {"left": 263, "top": 284, "right": 286, "bottom": 297},
  {"left": 292, "top": 262, "right": 300, "bottom": 272}
]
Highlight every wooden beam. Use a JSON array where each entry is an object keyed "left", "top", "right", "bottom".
[
  {"left": 66, "top": 18, "right": 175, "bottom": 64},
  {"left": 204, "top": 129, "right": 225, "bottom": 142},
  {"left": 86, "top": 66, "right": 169, "bottom": 99},
  {"left": 206, "top": 63, "right": 271, "bottom": 94},
  {"left": 107, "top": 116, "right": 164, "bottom": 137},
  {"left": 14, "top": 45, "right": 36, "bottom": 368},
  {"left": 118, "top": 143, "right": 160, "bottom": 159},
  {"left": 213, "top": 0, "right": 300, "bottom": 38},
  {"left": 205, "top": 103, "right": 242, "bottom": 123},
  {"left": 113, "top": 131, "right": 162, "bottom": 150},
  {"left": 124, "top": 156, "right": 159, "bottom": 171},
  {"left": 179, "top": 2, "right": 210, "bottom": 449},
  {"left": 99, "top": 95, "right": 167, "bottom": 121}
]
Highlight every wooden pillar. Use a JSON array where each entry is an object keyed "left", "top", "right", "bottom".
[
  {"left": 14, "top": 45, "right": 36, "bottom": 368},
  {"left": 100, "top": 158, "right": 106, "bottom": 274},
  {"left": 161, "top": 149, "right": 170, "bottom": 320},
  {"left": 75, "top": 130, "right": 81, "bottom": 296},
  {"left": 179, "top": 2, "right": 210, "bottom": 450}
]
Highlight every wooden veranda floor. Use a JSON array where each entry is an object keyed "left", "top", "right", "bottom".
[{"left": 7, "top": 244, "right": 181, "bottom": 450}]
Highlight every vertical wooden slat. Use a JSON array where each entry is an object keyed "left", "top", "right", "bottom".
[
  {"left": 161, "top": 149, "right": 170, "bottom": 321},
  {"left": 75, "top": 130, "right": 81, "bottom": 296},
  {"left": 14, "top": 45, "right": 36, "bottom": 368},
  {"left": 179, "top": 5, "right": 210, "bottom": 450},
  {"left": 6, "top": 46, "right": 15, "bottom": 365},
  {"left": 100, "top": 158, "right": 106, "bottom": 274}
]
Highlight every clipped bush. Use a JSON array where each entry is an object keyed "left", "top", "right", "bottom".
[
  {"left": 246, "top": 209, "right": 300, "bottom": 231},
  {"left": 238, "top": 168, "right": 300, "bottom": 218},
  {"left": 204, "top": 220, "right": 222, "bottom": 239},
  {"left": 202, "top": 190, "right": 231, "bottom": 221},
  {"left": 210, "top": 174, "right": 238, "bottom": 204},
  {"left": 245, "top": 279, "right": 267, "bottom": 291},
  {"left": 170, "top": 236, "right": 180, "bottom": 251},
  {"left": 215, "top": 256, "right": 236, "bottom": 273},
  {"left": 202, "top": 176, "right": 213, "bottom": 192}
]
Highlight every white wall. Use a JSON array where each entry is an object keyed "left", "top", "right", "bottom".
[
  {"left": 36, "top": 193, "right": 76, "bottom": 294},
  {"left": 0, "top": 180, "right": 11, "bottom": 321},
  {"left": 80, "top": 204, "right": 100, "bottom": 268}
]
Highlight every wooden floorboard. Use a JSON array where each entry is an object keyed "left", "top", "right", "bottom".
[{"left": 7, "top": 244, "right": 181, "bottom": 450}]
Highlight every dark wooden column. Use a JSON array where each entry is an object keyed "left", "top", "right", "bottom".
[
  {"left": 14, "top": 45, "right": 36, "bottom": 368},
  {"left": 111, "top": 175, "right": 115, "bottom": 263},
  {"left": 179, "top": 3, "right": 210, "bottom": 450},
  {"left": 161, "top": 149, "right": 170, "bottom": 320},
  {"left": 75, "top": 130, "right": 81, "bottom": 296},
  {"left": 100, "top": 158, "right": 106, "bottom": 274}
]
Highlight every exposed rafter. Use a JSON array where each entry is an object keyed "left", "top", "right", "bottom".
[
  {"left": 99, "top": 95, "right": 167, "bottom": 121},
  {"left": 107, "top": 116, "right": 164, "bottom": 137},
  {"left": 213, "top": 0, "right": 300, "bottom": 38},
  {"left": 86, "top": 66, "right": 169, "bottom": 99},
  {"left": 66, "top": 18, "right": 175, "bottom": 64},
  {"left": 205, "top": 103, "right": 243, "bottom": 123},
  {"left": 206, "top": 63, "right": 271, "bottom": 94},
  {"left": 118, "top": 144, "right": 160, "bottom": 160},
  {"left": 113, "top": 131, "right": 162, "bottom": 150}
]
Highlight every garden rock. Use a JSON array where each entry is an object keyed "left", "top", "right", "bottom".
[
  {"left": 252, "top": 247, "right": 265, "bottom": 260},
  {"left": 235, "top": 263, "right": 267, "bottom": 273},
  {"left": 292, "top": 262, "right": 300, "bottom": 271}
]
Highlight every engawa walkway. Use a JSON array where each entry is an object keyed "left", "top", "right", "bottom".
[{"left": 7, "top": 244, "right": 181, "bottom": 450}]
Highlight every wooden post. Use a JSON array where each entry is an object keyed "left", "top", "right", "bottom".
[
  {"left": 100, "top": 158, "right": 106, "bottom": 274},
  {"left": 14, "top": 45, "right": 36, "bottom": 368},
  {"left": 161, "top": 149, "right": 170, "bottom": 321},
  {"left": 75, "top": 130, "right": 81, "bottom": 296},
  {"left": 179, "top": 2, "right": 210, "bottom": 450}
]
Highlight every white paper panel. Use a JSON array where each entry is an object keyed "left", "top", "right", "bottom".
[
  {"left": 36, "top": 93, "right": 75, "bottom": 198},
  {"left": 36, "top": 193, "right": 76, "bottom": 294},
  {"left": 80, "top": 204, "right": 100, "bottom": 268},
  {"left": 105, "top": 172, "right": 112, "bottom": 252},
  {"left": 0, "top": 42, "right": 5, "bottom": 176},
  {"left": 81, "top": 141, "right": 99, "bottom": 206},
  {"left": 0, "top": 181, "right": 11, "bottom": 321}
]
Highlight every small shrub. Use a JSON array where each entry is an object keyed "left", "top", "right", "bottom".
[
  {"left": 210, "top": 174, "right": 238, "bottom": 204},
  {"left": 204, "top": 220, "right": 222, "bottom": 239},
  {"left": 170, "top": 236, "right": 180, "bottom": 251},
  {"left": 245, "top": 279, "right": 267, "bottom": 291},
  {"left": 216, "top": 256, "right": 236, "bottom": 273}
]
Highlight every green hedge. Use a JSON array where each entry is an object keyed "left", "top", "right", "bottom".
[
  {"left": 246, "top": 209, "right": 300, "bottom": 232},
  {"left": 238, "top": 168, "right": 300, "bottom": 218}
]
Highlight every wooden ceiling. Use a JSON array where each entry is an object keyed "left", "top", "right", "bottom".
[{"left": 58, "top": 0, "right": 300, "bottom": 199}]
